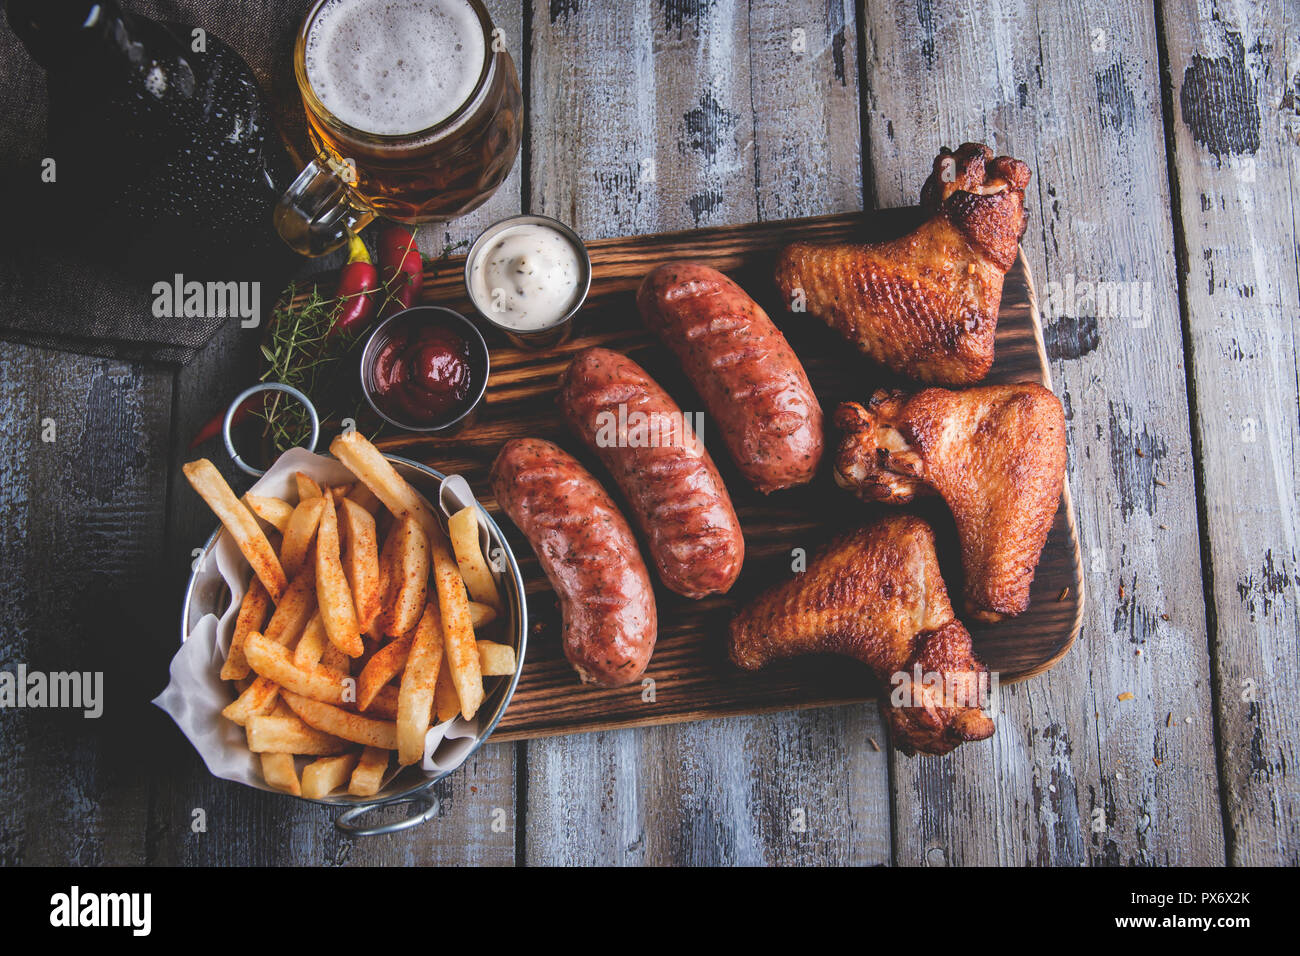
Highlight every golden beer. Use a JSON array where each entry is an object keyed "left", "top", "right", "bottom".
[{"left": 277, "top": 0, "right": 522, "bottom": 255}]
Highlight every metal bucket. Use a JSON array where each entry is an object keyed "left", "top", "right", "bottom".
[{"left": 180, "top": 447, "right": 527, "bottom": 836}]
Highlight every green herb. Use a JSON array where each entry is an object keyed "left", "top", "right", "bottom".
[{"left": 257, "top": 284, "right": 363, "bottom": 454}]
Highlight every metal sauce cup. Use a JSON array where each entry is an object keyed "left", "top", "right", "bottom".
[
  {"left": 359, "top": 306, "right": 490, "bottom": 434},
  {"left": 464, "top": 214, "right": 591, "bottom": 349}
]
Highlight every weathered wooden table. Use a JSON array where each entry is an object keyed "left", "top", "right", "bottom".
[{"left": 1, "top": 0, "right": 1295, "bottom": 866}]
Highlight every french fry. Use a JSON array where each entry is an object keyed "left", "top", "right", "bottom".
[
  {"left": 293, "top": 612, "right": 328, "bottom": 669},
  {"left": 377, "top": 517, "right": 429, "bottom": 638},
  {"left": 330, "top": 484, "right": 353, "bottom": 498},
  {"left": 434, "top": 661, "right": 459, "bottom": 724},
  {"left": 357, "top": 635, "right": 413, "bottom": 710},
  {"left": 397, "top": 604, "right": 444, "bottom": 765},
  {"left": 243, "top": 632, "right": 351, "bottom": 704},
  {"left": 244, "top": 494, "right": 294, "bottom": 534},
  {"left": 468, "top": 601, "right": 497, "bottom": 629},
  {"left": 222, "top": 675, "right": 280, "bottom": 725},
  {"left": 280, "top": 691, "right": 398, "bottom": 750},
  {"left": 329, "top": 431, "right": 442, "bottom": 543},
  {"left": 339, "top": 498, "right": 381, "bottom": 631},
  {"left": 183, "top": 459, "right": 287, "bottom": 601},
  {"left": 301, "top": 753, "right": 360, "bottom": 799},
  {"left": 448, "top": 506, "right": 501, "bottom": 611},
  {"left": 348, "top": 747, "right": 390, "bottom": 797},
  {"left": 315, "top": 490, "right": 362, "bottom": 657},
  {"left": 359, "top": 685, "right": 399, "bottom": 720},
  {"left": 280, "top": 495, "right": 325, "bottom": 578},
  {"left": 264, "top": 565, "right": 317, "bottom": 646},
  {"left": 246, "top": 714, "right": 350, "bottom": 754},
  {"left": 221, "top": 578, "right": 271, "bottom": 680},
  {"left": 295, "top": 472, "right": 322, "bottom": 500},
  {"left": 259, "top": 753, "right": 301, "bottom": 795},
  {"left": 321, "top": 641, "right": 351, "bottom": 673},
  {"left": 477, "top": 640, "right": 517, "bottom": 677},
  {"left": 367, "top": 551, "right": 393, "bottom": 639},
  {"left": 430, "top": 531, "right": 484, "bottom": 719},
  {"left": 346, "top": 481, "right": 382, "bottom": 516}
]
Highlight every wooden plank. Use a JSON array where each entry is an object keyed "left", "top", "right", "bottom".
[
  {"left": 0, "top": 345, "right": 171, "bottom": 865},
  {"left": 521, "top": 0, "right": 889, "bottom": 865},
  {"left": 376, "top": 214, "right": 1083, "bottom": 739},
  {"left": 861, "top": 0, "right": 1225, "bottom": 864},
  {"left": 1159, "top": 0, "right": 1299, "bottom": 865},
  {"left": 146, "top": 0, "right": 523, "bottom": 865}
]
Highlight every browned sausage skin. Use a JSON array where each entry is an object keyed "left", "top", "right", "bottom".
[
  {"left": 636, "top": 262, "right": 824, "bottom": 493},
  {"left": 559, "top": 347, "right": 744, "bottom": 599},
  {"left": 489, "top": 438, "right": 657, "bottom": 686}
]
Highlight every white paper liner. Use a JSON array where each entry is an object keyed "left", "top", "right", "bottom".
[{"left": 153, "top": 446, "right": 507, "bottom": 800}]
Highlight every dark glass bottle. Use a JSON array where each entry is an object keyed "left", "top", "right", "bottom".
[{"left": 7, "top": 0, "right": 297, "bottom": 276}]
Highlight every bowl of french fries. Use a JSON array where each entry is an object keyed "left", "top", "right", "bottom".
[{"left": 160, "top": 430, "right": 526, "bottom": 835}]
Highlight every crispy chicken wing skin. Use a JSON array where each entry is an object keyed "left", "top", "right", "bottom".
[
  {"left": 774, "top": 143, "right": 1031, "bottom": 385},
  {"left": 833, "top": 383, "right": 1066, "bottom": 621},
  {"left": 729, "top": 516, "right": 995, "bottom": 755}
]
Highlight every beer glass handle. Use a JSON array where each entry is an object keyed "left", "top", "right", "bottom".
[{"left": 273, "top": 152, "right": 376, "bottom": 256}]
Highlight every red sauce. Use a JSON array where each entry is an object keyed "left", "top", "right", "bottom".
[{"left": 371, "top": 316, "right": 475, "bottom": 426}]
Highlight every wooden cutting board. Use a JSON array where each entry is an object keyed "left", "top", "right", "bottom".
[{"left": 370, "top": 209, "right": 1084, "bottom": 742}]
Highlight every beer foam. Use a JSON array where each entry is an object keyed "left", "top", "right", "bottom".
[{"left": 305, "top": 0, "right": 486, "bottom": 136}]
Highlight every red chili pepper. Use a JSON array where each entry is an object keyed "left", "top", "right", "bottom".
[
  {"left": 377, "top": 224, "right": 424, "bottom": 318},
  {"left": 331, "top": 232, "right": 380, "bottom": 338},
  {"left": 188, "top": 393, "right": 266, "bottom": 449}
]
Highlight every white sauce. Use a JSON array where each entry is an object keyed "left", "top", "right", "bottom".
[{"left": 470, "top": 224, "right": 583, "bottom": 330}]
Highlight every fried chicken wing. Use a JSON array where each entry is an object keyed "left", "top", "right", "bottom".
[
  {"left": 729, "top": 515, "right": 995, "bottom": 756},
  {"left": 833, "top": 383, "right": 1066, "bottom": 621},
  {"left": 774, "top": 143, "right": 1031, "bottom": 384}
]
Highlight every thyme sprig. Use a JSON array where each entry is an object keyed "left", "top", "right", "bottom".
[{"left": 257, "top": 284, "right": 361, "bottom": 453}]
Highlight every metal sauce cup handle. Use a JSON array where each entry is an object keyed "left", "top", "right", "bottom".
[{"left": 222, "top": 382, "right": 321, "bottom": 477}]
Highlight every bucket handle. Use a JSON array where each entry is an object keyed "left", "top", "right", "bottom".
[{"left": 334, "top": 790, "right": 440, "bottom": 836}]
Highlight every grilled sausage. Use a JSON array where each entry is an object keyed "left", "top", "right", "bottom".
[
  {"left": 559, "top": 347, "right": 744, "bottom": 599},
  {"left": 489, "top": 438, "right": 656, "bottom": 686},
  {"left": 636, "top": 262, "right": 824, "bottom": 493}
]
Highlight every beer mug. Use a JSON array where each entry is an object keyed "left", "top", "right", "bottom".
[{"left": 275, "top": 0, "right": 522, "bottom": 256}]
